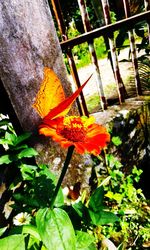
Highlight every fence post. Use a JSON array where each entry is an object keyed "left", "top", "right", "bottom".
[
  {"left": 77, "top": 0, "right": 107, "bottom": 110},
  {"left": 101, "top": 0, "right": 125, "bottom": 104},
  {"left": 123, "top": 0, "right": 142, "bottom": 96},
  {"left": 50, "top": 0, "right": 89, "bottom": 116}
]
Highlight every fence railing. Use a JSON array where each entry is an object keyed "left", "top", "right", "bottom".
[{"left": 50, "top": 0, "right": 150, "bottom": 116}]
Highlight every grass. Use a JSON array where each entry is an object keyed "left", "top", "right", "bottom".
[
  {"left": 86, "top": 94, "right": 101, "bottom": 113},
  {"left": 72, "top": 37, "right": 107, "bottom": 69},
  {"left": 86, "top": 82, "right": 120, "bottom": 113}
]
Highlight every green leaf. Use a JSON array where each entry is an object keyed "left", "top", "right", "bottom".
[
  {"left": 73, "top": 201, "right": 86, "bottom": 218},
  {"left": 106, "top": 154, "right": 122, "bottom": 169},
  {"left": 105, "top": 191, "right": 114, "bottom": 199},
  {"left": 33, "top": 175, "right": 56, "bottom": 207},
  {"left": 0, "top": 235, "right": 25, "bottom": 250},
  {"left": 54, "top": 189, "right": 64, "bottom": 207},
  {"left": 0, "top": 138, "right": 12, "bottom": 145},
  {"left": 39, "top": 164, "right": 57, "bottom": 182},
  {"left": 116, "top": 29, "right": 128, "bottom": 49},
  {"left": 17, "top": 148, "right": 38, "bottom": 159},
  {"left": 26, "top": 235, "right": 41, "bottom": 250},
  {"left": 0, "top": 119, "right": 10, "bottom": 127},
  {"left": 22, "top": 225, "right": 41, "bottom": 241},
  {"left": 99, "top": 176, "right": 111, "bottom": 187},
  {"left": 11, "top": 144, "right": 28, "bottom": 151},
  {"left": 37, "top": 165, "right": 64, "bottom": 207},
  {"left": 0, "top": 155, "right": 12, "bottom": 165},
  {"left": 105, "top": 191, "right": 123, "bottom": 203},
  {"left": 13, "top": 193, "right": 40, "bottom": 208},
  {"left": 89, "top": 210, "right": 119, "bottom": 226},
  {"left": 75, "top": 231, "right": 95, "bottom": 250},
  {"left": 13, "top": 132, "right": 32, "bottom": 146},
  {"left": 117, "top": 242, "right": 124, "bottom": 250},
  {"left": 85, "top": 242, "right": 97, "bottom": 250},
  {"left": 89, "top": 186, "right": 104, "bottom": 212},
  {"left": 20, "top": 164, "right": 37, "bottom": 180},
  {"left": 36, "top": 207, "right": 76, "bottom": 250},
  {"left": 0, "top": 227, "right": 7, "bottom": 237},
  {"left": 5, "top": 132, "right": 16, "bottom": 144},
  {"left": 73, "top": 201, "right": 91, "bottom": 225},
  {"left": 112, "top": 136, "right": 122, "bottom": 146}
]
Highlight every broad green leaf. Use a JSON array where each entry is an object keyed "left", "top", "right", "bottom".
[
  {"left": 36, "top": 207, "right": 76, "bottom": 250},
  {"left": 0, "top": 234, "right": 25, "bottom": 250},
  {"left": 89, "top": 186, "right": 104, "bottom": 212},
  {"left": 0, "top": 227, "right": 7, "bottom": 237},
  {"left": 17, "top": 148, "right": 38, "bottom": 159},
  {"left": 89, "top": 210, "right": 119, "bottom": 226},
  {"left": 75, "top": 231, "right": 95, "bottom": 250},
  {"left": 0, "top": 155, "right": 12, "bottom": 165}
]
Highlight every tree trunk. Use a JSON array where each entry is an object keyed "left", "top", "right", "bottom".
[
  {"left": 0, "top": 0, "right": 90, "bottom": 190},
  {"left": 0, "top": 0, "right": 74, "bottom": 131}
]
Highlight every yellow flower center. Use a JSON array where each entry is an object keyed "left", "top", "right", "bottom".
[
  {"left": 59, "top": 116, "right": 87, "bottom": 142},
  {"left": 18, "top": 216, "right": 26, "bottom": 223}
]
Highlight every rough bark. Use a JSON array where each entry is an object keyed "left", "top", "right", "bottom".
[
  {"left": 0, "top": 0, "right": 74, "bottom": 131},
  {"left": 0, "top": 0, "right": 91, "bottom": 190}
]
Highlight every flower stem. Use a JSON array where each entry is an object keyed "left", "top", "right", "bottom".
[{"left": 50, "top": 145, "right": 75, "bottom": 209}]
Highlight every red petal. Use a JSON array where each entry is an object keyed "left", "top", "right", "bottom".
[{"left": 74, "top": 142, "right": 86, "bottom": 154}]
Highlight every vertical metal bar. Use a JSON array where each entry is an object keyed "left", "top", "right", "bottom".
[
  {"left": 144, "top": 0, "right": 150, "bottom": 45},
  {"left": 77, "top": 0, "right": 107, "bottom": 110},
  {"left": 50, "top": 0, "right": 89, "bottom": 116},
  {"left": 101, "top": 0, "right": 125, "bottom": 104},
  {"left": 123, "top": 0, "right": 142, "bottom": 95}
]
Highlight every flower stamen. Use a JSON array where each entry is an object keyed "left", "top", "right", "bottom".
[{"left": 59, "top": 116, "right": 86, "bottom": 142}]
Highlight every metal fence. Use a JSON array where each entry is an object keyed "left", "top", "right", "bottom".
[{"left": 50, "top": 0, "right": 150, "bottom": 116}]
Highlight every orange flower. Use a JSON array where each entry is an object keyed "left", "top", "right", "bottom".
[
  {"left": 33, "top": 68, "right": 110, "bottom": 155},
  {"left": 39, "top": 116, "right": 110, "bottom": 155}
]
